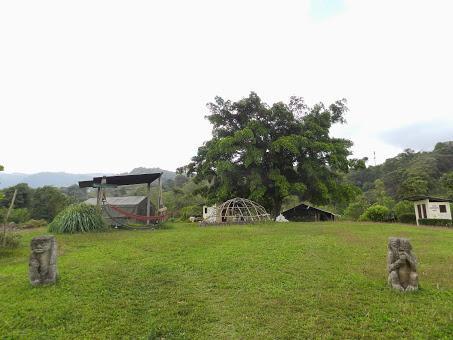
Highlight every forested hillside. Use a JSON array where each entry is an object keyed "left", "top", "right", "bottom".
[{"left": 348, "top": 141, "right": 453, "bottom": 199}]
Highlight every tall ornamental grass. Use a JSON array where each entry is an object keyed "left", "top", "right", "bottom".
[{"left": 48, "top": 204, "right": 108, "bottom": 233}]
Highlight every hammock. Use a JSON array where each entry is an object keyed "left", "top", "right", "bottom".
[{"left": 106, "top": 203, "right": 167, "bottom": 222}]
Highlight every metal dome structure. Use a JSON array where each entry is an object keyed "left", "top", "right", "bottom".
[{"left": 214, "top": 197, "right": 271, "bottom": 224}]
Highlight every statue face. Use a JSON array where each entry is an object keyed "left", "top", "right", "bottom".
[
  {"left": 389, "top": 237, "right": 412, "bottom": 256},
  {"left": 399, "top": 239, "right": 412, "bottom": 252},
  {"left": 31, "top": 238, "right": 52, "bottom": 254}
]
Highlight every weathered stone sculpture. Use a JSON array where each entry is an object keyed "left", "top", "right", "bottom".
[
  {"left": 29, "top": 235, "right": 58, "bottom": 286},
  {"left": 387, "top": 237, "right": 418, "bottom": 292}
]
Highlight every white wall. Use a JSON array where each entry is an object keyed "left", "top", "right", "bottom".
[
  {"left": 203, "top": 205, "right": 216, "bottom": 222},
  {"left": 413, "top": 199, "right": 452, "bottom": 225},
  {"left": 427, "top": 202, "right": 452, "bottom": 219}
]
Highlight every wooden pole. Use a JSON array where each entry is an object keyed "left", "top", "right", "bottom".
[
  {"left": 2, "top": 189, "right": 17, "bottom": 247},
  {"left": 96, "top": 188, "right": 101, "bottom": 208},
  {"left": 157, "top": 174, "right": 162, "bottom": 217},
  {"left": 146, "top": 182, "right": 151, "bottom": 224}
]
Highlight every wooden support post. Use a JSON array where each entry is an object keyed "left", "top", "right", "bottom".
[
  {"left": 2, "top": 189, "right": 17, "bottom": 247},
  {"left": 146, "top": 182, "right": 151, "bottom": 225},
  {"left": 96, "top": 188, "right": 101, "bottom": 208},
  {"left": 157, "top": 175, "right": 162, "bottom": 216}
]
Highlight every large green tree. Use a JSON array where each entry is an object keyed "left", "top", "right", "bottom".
[
  {"left": 31, "top": 186, "right": 70, "bottom": 221},
  {"left": 180, "top": 92, "right": 363, "bottom": 216},
  {"left": 0, "top": 183, "right": 33, "bottom": 209}
]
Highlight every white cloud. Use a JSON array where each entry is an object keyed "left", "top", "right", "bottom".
[{"left": 1, "top": 0, "right": 452, "bottom": 173}]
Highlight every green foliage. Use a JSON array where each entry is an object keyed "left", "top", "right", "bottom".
[
  {"left": 8, "top": 208, "right": 31, "bottom": 224},
  {"left": 0, "top": 183, "right": 33, "bottom": 208},
  {"left": 394, "top": 200, "right": 413, "bottom": 216},
  {"left": 182, "top": 93, "right": 360, "bottom": 216},
  {"left": 180, "top": 205, "right": 202, "bottom": 220},
  {"left": 48, "top": 204, "right": 108, "bottom": 233},
  {"left": 31, "top": 186, "right": 70, "bottom": 221},
  {"left": 0, "top": 207, "right": 31, "bottom": 224},
  {"left": 419, "top": 219, "right": 452, "bottom": 227},
  {"left": 364, "top": 179, "right": 395, "bottom": 209},
  {"left": 348, "top": 142, "right": 453, "bottom": 200},
  {"left": 398, "top": 213, "right": 417, "bottom": 224},
  {"left": 0, "top": 232, "right": 21, "bottom": 249},
  {"left": 394, "top": 200, "right": 416, "bottom": 223},
  {"left": 399, "top": 176, "right": 429, "bottom": 197},
  {"left": 343, "top": 196, "right": 369, "bottom": 220},
  {"left": 359, "top": 204, "right": 391, "bottom": 222},
  {"left": 440, "top": 171, "right": 453, "bottom": 199}
]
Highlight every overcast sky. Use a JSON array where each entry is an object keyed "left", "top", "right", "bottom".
[{"left": 1, "top": 0, "right": 452, "bottom": 174}]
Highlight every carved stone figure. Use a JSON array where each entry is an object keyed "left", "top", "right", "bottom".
[
  {"left": 387, "top": 237, "right": 418, "bottom": 291},
  {"left": 29, "top": 235, "right": 58, "bottom": 286}
]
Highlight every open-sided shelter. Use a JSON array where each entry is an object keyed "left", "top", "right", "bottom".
[
  {"left": 281, "top": 202, "right": 337, "bottom": 222},
  {"left": 84, "top": 196, "right": 150, "bottom": 225},
  {"left": 79, "top": 173, "right": 165, "bottom": 226}
]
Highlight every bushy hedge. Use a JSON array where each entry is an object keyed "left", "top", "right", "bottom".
[
  {"left": 359, "top": 204, "right": 391, "bottom": 222},
  {"left": 398, "top": 213, "right": 416, "bottom": 224},
  {"left": 48, "top": 204, "right": 108, "bottom": 233},
  {"left": 418, "top": 219, "right": 453, "bottom": 227}
]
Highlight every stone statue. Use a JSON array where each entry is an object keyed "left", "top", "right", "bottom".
[
  {"left": 387, "top": 237, "right": 418, "bottom": 291},
  {"left": 29, "top": 235, "right": 58, "bottom": 286}
]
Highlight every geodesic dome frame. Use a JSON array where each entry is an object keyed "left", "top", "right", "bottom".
[{"left": 214, "top": 198, "right": 271, "bottom": 224}]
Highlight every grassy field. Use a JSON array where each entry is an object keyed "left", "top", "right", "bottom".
[{"left": 1, "top": 222, "right": 452, "bottom": 339}]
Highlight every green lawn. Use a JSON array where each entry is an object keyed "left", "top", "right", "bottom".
[{"left": 1, "top": 222, "right": 452, "bottom": 339}]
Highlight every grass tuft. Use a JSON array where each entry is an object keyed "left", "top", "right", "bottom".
[{"left": 48, "top": 203, "right": 108, "bottom": 234}]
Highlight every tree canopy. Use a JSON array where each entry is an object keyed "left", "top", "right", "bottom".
[{"left": 180, "top": 92, "right": 362, "bottom": 216}]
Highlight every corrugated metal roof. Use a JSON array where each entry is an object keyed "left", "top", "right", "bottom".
[
  {"left": 79, "top": 173, "right": 162, "bottom": 188},
  {"left": 84, "top": 196, "right": 147, "bottom": 206}
]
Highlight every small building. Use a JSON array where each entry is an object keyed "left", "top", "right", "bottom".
[
  {"left": 203, "top": 205, "right": 217, "bottom": 223},
  {"left": 407, "top": 196, "right": 452, "bottom": 226},
  {"left": 281, "top": 202, "right": 337, "bottom": 222},
  {"left": 85, "top": 196, "right": 150, "bottom": 225}
]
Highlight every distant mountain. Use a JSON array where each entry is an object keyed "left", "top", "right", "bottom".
[
  {"left": 124, "top": 167, "right": 177, "bottom": 181},
  {"left": 0, "top": 167, "right": 177, "bottom": 189}
]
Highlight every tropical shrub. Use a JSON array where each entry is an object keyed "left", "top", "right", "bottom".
[
  {"left": 48, "top": 204, "right": 108, "bottom": 233},
  {"left": 359, "top": 204, "right": 391, "bottom": 222}
]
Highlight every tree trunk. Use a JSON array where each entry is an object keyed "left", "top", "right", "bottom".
[{"left": 271, "top": 199, "right": 282, "bottom": 219}]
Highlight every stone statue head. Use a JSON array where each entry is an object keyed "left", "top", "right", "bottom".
[
  {"left": 31, "top": 236, "right": 52, "bottom": 254},
  {"left": 388, "top": 237, "right": 413, "bottom": 258}
]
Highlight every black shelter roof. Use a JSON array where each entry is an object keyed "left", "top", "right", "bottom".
[
  {"left": 78, "top": 173, "right": 162, "bottom": 188},
  {"left": 405, "top": 195, "right": 453, "bottom": 202}
]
